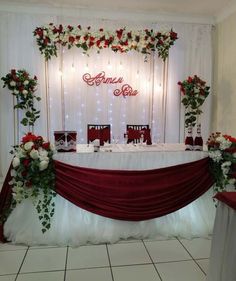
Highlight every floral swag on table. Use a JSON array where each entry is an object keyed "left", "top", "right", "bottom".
[
  {"left": 9, "top": 132, "right": 56, "bottom": 233},
  {"left": 207, "top": 132, "right": 236, "bottom": 193},
  {"left": 178, "top": 75, "right": 210, "bottom": 128},
  {"left": 33, "top": 24, "right": 178, "bottom": 61},
  {"left": 1, "top": 69, "right": 41, "bottom": 127}
]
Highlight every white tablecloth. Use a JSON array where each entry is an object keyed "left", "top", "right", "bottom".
[
  {"left": 207, "top": 202, "right": 236, "bottom": 281},
  {"left": 4, "top": 144, "right": 215, "bottom": 246}
]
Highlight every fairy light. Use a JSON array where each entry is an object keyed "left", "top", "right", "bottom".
[
  {"left": 58, "top": 69, "right": 63, "bottom": 76},
  {"left": 71, "top": 63, "right": 75, "bottom": 72},
  {"left": 107, "top": 60, "right": 112, "bottom": 69}
]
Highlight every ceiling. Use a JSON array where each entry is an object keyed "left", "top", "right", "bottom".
[{"left": 0, "top": 0, "right": 235, "bottom": 22}]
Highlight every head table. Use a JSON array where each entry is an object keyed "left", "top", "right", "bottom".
[{"left": 2, "top": 143, "right": 215, "bottom": 246}]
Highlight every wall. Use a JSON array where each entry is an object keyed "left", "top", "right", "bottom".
[{"left": 213, "top": 11, "right": 236, "bottom": 135}]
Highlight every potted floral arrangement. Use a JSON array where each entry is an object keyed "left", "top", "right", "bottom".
[
  {"left": 207, "top": 132, "right": 236, "bottom": 193},
  {"left": 9, "top": 132, "right": 56, "bottom": 233},
  {"left": 1, "top": 69, "right": 40, "bottom": 127},
  {"left": 178, "top": 75, "right": 210, "bottom": 128}
]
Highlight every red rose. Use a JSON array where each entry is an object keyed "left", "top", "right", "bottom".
[
  {"left": 21, "top": 170, "right": 27, "bottom": 177},
  {"left": 187, "top": 77, "right": 193, "bottom": 83},
  {"left": 42, "top": 142, "right": 50, "bottom": 150},
  {"left": 23, "top": 159, "right": 30, "bottom": 167},
  {"left": 22, "top": 132, "right": 37, "bottom": 143},
  {"left": 69, "top": 36, "right": 75, "bottom": 43},
  {"left": 36, "top": 29, "right": 43, "bottom": 37},
  {"left": 58, "top": 24, "right": 63, "bottom": 33},
  {"left": 36, "top": 136, "right": 43, "bottom": 142},
  {"left": 25, "top": 181, "right": 32, "bottom": 188}
]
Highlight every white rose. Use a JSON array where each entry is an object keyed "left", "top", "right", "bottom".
[
  {"left": 10, "top": 81, "right": 16, "bottom": 87},
  {"left": 14, "top": 90, "right": 19, "bottom": 95},
  {"left": 10, "top": 169, "right": 17, "bottom": 177},
  {"left": 29, "top": 149, "right": 39, "bottom": 160},
  {"left": 23, "top": 80, "right": 29, "bottom": 85},
  {"left": 50, "top": 143, "right": 56, "bottom": 152},
  {"left": 24, "top": 141, "right": 34, "bottom": 151},
  {"left": 39, "top": 160, "right": 49, "bottom": 171},
  {"left": 12, "top": 157, "right": 20, "bottom": 168},
  {"left": 22, "top": 89, "right": 28, "bottom": 95},
  {"left": 38, "top": 147, "right": 48, "bottom": 157},
  {"left": 39, "top": 156, "right": 49, "bottom": 162}
]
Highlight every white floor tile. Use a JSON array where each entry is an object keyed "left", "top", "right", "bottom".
[
  {"left": 66, "top": 268, "right": 112, "bottom": 281},
  {"left": 0, "top": 276, "right": 16, "bottom": 281},
  {"left": 16, "top": 271, "right": 64, "bottom": 281},
  {"left": 0, "top": 243, "right": 28, "bottom": 251},
  {"left": 156, "top": 260, "right": 206, "bottom": 281},
  {"left": 180, "top": 238, "right": 211, "bottom": 259},
  {"left": 20, "top": 247, "right": 67, "bottom": 273},
  {"left": 116, "top": 238, "right": 142, "bottom": 244},
  {"left": 143, "top": 236, "right": 176, "bottom": 242},
  {"left": 108, "top": 242, "right": 151, "bottom": 266},
  {"left": 0, "top": 250, "right": 26, "bottom": 275},
  {"left": 112, "top": 264, "right": 161, "bottom": 281},
  {"left": 196, "top": 259, "right": 209, "bottom": 275},
  {"left": 144, "top": 240, "right": 191, "bottom": 262},
  {"left": 67, "top": 245, "right": 109, "bottom": 269}
]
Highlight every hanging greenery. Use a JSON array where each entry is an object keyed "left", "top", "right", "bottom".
[{"left": 33, "top": 24, "right": 178, "bottom": 61}]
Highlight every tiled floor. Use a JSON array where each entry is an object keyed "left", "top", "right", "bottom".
[{"left": 0, "top": 236, "right": 210, "bottom": 281}]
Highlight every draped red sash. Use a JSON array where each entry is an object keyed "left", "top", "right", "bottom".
[{"left": 0, "top": 157, "right": 214, "bottom": 242}]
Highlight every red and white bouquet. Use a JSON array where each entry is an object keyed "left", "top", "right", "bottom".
[
  {"left": 10, "top": 132, "right": 56, "bottom": 233},
  {"left": 207, "top": 132, "right": 236, "bottom": 192},
  {"left": 1, "top": 69, "right": 40, "bottom": 126}
]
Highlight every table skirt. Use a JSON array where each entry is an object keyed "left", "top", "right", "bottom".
[{"left": 4, "top": 188, "right": 215, "bottom": 246}]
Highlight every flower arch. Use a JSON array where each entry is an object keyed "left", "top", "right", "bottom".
[{"left": 33, "top": 23, "right": 178, "bottom": 61}]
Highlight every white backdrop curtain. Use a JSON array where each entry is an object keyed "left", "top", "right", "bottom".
[{"left": 0, "top": 10, "right": 212, "bottom": 179}]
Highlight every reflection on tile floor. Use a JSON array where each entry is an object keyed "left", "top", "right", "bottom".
[{"left": 0, "top": 237, "right": 210, "bottom": 281}]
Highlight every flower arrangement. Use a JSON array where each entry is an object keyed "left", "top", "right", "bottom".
[
  {"left": 1, "top": 69, "right": 41, "bottom": 127},
  {"left": 207, "top": 132, "right": 236, "bottom": 193},
  {"left": 33, "top": 24, "right": 178, "bottom": 61},
  {"left": 178, "top": 75, "right": 210, "bottom": 128},
  {"left": 10, "top": 132, "right": 56, "bottom": 233}
]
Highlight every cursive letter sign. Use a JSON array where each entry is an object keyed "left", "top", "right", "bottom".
[
  {"left": 113, "top": 84, "right": 138, "bottom": 97},
  {"left": 83, "top": 71, "right": 123, "bottom": 86}
]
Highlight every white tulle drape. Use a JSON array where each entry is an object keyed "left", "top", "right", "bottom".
[{"left": 0, "top": 11, "right": 212, "bottom": 179}]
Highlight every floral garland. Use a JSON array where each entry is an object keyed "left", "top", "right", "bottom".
[
  {"left": 9, "top": 132, "right": 56, "bottom": 233},
  {"left": 33, "top": 24, "right": 178, "bottom": 61},
  {"left": 1, "top": 69, "right": 40, "bottom": 127},
  {"left": 178, "top": 75, "right": 210, "bottom": 128},
  {"left": 207, "top": 132, "right": 236, "bottom": 193}
]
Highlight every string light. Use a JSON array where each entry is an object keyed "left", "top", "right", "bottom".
[
  {"left": 107, "top": 60, "right": 112, "bottom": 69},
  {"left": 58, "top": 69, "right": 63, "bottom": 76}
]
